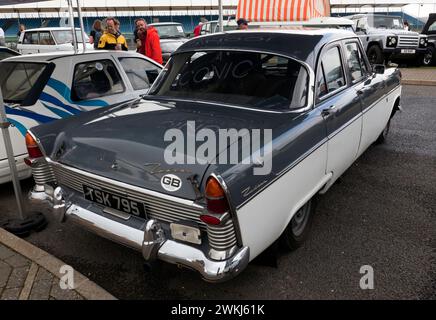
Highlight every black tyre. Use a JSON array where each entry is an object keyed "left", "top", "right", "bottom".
[
  {"left": 376, "top": 119, "right": 391, "bottom": 144},
  {"left": 422, "top": 46, "right": 435, "bottom": 66},
  {"left": 367, "top": 45, "right": 384, "bottom": 65},
  {"left": 280, "top": 199, "right": 315, "bottom": 251}
]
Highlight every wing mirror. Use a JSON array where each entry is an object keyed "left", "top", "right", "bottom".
[{"left": 372, "top": 64, "right": 385, "bottom": 75}]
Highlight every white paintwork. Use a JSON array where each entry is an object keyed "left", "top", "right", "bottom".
[
  {"left": 358, "top": 86, "right": 402, "bottom": 157},
  {"left": 236, "top": 144, "right": 330, "bottom": 260},
  {"left": 237, "top": 82, "right": 401, "bottom": 261},
  {"left": 0, "top": 51, "right": 162, "bottom": 184},
  {"left": 0, "top": 154, "right": 31, "bottom": 184},
  {"left": 17, "top": 27, "right": 93, "bottom": 55}
]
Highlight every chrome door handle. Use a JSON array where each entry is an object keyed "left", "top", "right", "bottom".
[{"left": 321, "top": 105, "right": 336, "bottom": 117}]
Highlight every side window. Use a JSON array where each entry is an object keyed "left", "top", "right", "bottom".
[
  {"left": 71, "top": 60, "right": 124, "bottom": 101},
  {"left": 119, "top": 58, "right": 161, "bottom": 90},
  {"left": 317, "top": 46, "right": 346, "bottom": 99},
  {"left": 23, "top": 32, "right": 38, "bottom": 44},
  {"left": 316, "top": 65, "right": 327, "bottom": 99},
  {"left": 428, "top": 21, "right": 436, "bottom": 32},
  {"left": 345, "top": 42, "right": 365, "bottom": 81},
  {"left": 39, "top": 32, "right": 55, "bottom": 45}
]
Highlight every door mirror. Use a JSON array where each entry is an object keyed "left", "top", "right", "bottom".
[
  {"left": 355, "top": 26, "right": 367, "bottom": 34},
  {"left": 372, "top": 64, "right": 385, "bottom": 74}
]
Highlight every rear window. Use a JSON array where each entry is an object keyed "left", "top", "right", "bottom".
[
  {"left": 150, "top": 50, "right": 309, "bottom": 111},
  {"left": 0, "top": 62, "right": 48, "bottom": 103}
]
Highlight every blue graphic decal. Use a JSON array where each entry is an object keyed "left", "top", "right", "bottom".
[
  {"left": 39, "top": 92, "right": 81, "bottom": 115},
  {"left": 42, "top": 102, "right": 72, "bottom": 119},
  {"left": 5, "top": 106, "right": 56, "bottom": 123},
  {"left": 46, "top": 78, "right": 109, "bottom": 107},
  {"left": 7, "top": 118, "right": 28, "bottom": 137}
]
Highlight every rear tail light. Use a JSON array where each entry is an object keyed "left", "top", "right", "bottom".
[
  {"left": 200, "top": 176, "right": 230, "bottom": 225},
  {"left": 25, "top": 132, "right": 43, "bottom": 160}
]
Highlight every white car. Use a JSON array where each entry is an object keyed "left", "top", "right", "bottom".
[
  {"left": 17, "top": 27, "right": 94, "bottom": 54},
  {"left": 0, "top": 50, "right": 162, "bottom": 184}
]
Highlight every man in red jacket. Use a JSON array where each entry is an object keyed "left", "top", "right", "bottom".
[{"left": 138, "top": 24, "right": 163, "bottom": 65}]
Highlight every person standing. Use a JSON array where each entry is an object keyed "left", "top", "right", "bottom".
[
  {"left": 133, "top": 18, "right": 146, "bottom": 51},
  {"left": 193, "top": 17, "right": 208, "bottom": 37},
  {"left": 98, "top": 17, "right": 128, "bottom": 51},
  {"left": 236, "top": 18, "right": 249, "bottom": 30},
  {"left": 17, "top": 24, "right": 25, "bottom": 39},
  {"left": 0, "top": 27, "right": 5, "bottom": 46},
  {"left": 89, "top": 20, "right": 102, "bottom": 49},
  {"left": 137, "top": 22, "right": 163, "bottom": 64}
]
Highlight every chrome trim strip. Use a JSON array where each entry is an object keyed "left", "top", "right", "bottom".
[
  {"left": 237, "top": 137, "right": 328, "bottom": 209},
  {"left": 327, "top": 112, "right": 362, "bottom": 140},
  {"left": 152, "top": 48, "right": 315, "bottom": 114},
  {"left": 361, "top": 85, "right": 401, "bottom": 115},
  {"left": 210, "top": 172, "right": 244, "bottom": 247},
  {"left": 46, "top": 158, "right": 204, "bottom": 210}
]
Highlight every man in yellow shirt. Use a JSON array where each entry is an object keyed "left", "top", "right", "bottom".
[{"left": 98, "top": 17, "right": 128, "bottom": 51}]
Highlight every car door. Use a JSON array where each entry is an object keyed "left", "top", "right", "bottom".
[
  {"left": 19, "top": 31, "right": 39, "bottom": 54},
  {"left": 344, "top": 40, "right": 390, "bottom": 156},
  {"left": 38, "top": 31, "right": 56, "bottom": 54},
  {"left": 68, "top": 57, "right": 129, "bottom": 109},
  {"left": 315, "top": 41, "right": 363, "bottom": 184}
]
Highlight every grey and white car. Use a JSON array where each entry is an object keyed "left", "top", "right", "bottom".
[
  {"left": 27, "top": 29, "right": 402, "bottom": 282},
  {"left": 347, "top": 14, "right": 428, "bottom": 65}
]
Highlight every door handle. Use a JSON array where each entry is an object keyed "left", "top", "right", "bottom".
[
  {"left": 321, "top": 105, "right": 336, "bottom": 117},
  {"left": 357, "top": 89, "right": 364, "bottom": 95}
]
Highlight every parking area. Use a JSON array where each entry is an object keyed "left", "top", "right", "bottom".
[{"left": 0, "top": 84, "right": 435, "bottom": 300}]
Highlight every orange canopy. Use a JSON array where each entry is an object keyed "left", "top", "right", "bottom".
[{"left": 236, "top": 0, "right": 331, "bottom": 22}]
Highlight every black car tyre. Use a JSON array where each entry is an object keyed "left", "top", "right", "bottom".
[
  {"left": 367, "top": 45, "right": 384, "bottom": 65},
  {"left": 422, "top": 46, "right": 435, "bottom": 66},
  {"left": 280, "top": 199, "right": 315, "bottom": 251},
  {"left": 376, "top": 119, "right": 391, "bottom": 144}
]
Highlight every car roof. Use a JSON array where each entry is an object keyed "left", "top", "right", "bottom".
[
  {"left": 2, "top": 50, "right": 154, "bottom": 63},
  {"left": 23, "top": 27, "right": 83, "bottom": 32},
  {"left": 346, "top": 14, "right": 402, "bottom": 19},
  {"left": 149, "top": 22, "right": 182, "bottom": 26},
  {"left": 178, "top": 28, "right": 357, "bottom": 70}
]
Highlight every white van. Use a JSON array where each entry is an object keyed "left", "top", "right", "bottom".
[
  {"left": 0, "top": 50, "right": 162, "bottom": 184},
  {"left": 17, "top": 27, "right": 93, "bottom": 54}
]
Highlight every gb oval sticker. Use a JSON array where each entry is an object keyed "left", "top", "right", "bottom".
[{"left": 161, "top": 174, "right": 182, "bottom": 192}]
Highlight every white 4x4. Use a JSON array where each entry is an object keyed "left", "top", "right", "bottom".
[
  {"left": 347, "top": 14, "right": 428, "bottom": 65},
  {"left": 17, "top": 27, "right": 93, "bottom": 54}
]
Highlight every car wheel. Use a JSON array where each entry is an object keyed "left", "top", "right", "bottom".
[
  {"left": 376, "top": 119, "right": 391, "bottom": 144},
  {"left": 280, "top": 199, "right": 315, "bottom": 251},
  {"left": 367, "top": 45, "right": 384, "bottom": 65},
  {"left": 422, "top": 47, "right": 435, "bottom": 66}
]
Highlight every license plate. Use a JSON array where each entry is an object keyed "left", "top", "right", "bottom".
[
  {"left": 401, "top": 49, "right": 415, "bottom": 54},
  {"left": 82, "top": 185, "right": 146, "bottom": 218}
]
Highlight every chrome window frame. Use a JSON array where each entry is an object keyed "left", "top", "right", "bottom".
[{"left": 149, "top": 48, "right": 315, "bottom": 114}]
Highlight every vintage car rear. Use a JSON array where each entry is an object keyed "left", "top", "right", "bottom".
[{"left": 26, "top": 29, "right": 401, "bottom": 282}]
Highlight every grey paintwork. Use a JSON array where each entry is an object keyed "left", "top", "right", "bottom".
[{"left": 29, "top": 29, "right": 401, "bottom": 210}]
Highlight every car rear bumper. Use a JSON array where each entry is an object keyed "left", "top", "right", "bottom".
[
  {"left": 29, "top": 185, "right": 249, "bottom": 283},
  {"left": 0, "top": 155, "right": 32, "bottom": 184}
]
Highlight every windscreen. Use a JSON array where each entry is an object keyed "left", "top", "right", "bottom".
[
  {"left": 52, "top": 30, "right": 88, "bottom": 44},
  {"left": 0, "top": 62, "right": 47, "bottom": 103},
  {"left": 370, "top": 16, "right": 404, "bottom": 30},
  {"left": 153, "top": 25, "right": 186, "bottom": 39},
  {"left": 150, "top": 50, "right": 309, "bottom": 111}
]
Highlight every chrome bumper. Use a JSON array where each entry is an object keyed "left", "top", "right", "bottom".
[{"left": 29, "top": 185, "right": 249, "bottom": 283}]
